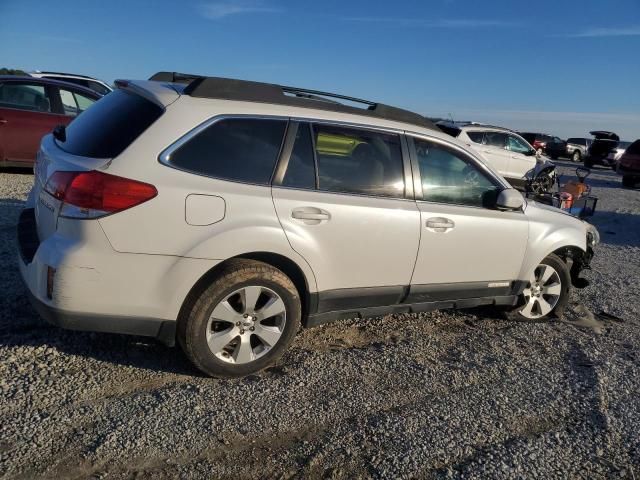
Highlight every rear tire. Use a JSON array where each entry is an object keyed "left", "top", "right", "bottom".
[
  {"left": 505, "top": 254, "right": 571, "bottom": 322},
  {"left": 178, "top": 259, "right": 301, "bottom": 378},
  {"left": 572, "top": 150, "right": 581, "bottom": 162}
]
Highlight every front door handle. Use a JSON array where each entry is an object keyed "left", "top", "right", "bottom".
[
  {"left": 291, "top": 207, "right": 331, "bottom": 223},
  {"left": 426, "top": 217, "right": 455, "bottom": 232}
]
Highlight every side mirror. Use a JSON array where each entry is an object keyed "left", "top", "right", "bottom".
[{"left": 496, "top": 189, "right": 524, "bottom": 211}]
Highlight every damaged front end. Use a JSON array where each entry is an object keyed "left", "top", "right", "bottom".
[
  {"left": 563, "top": 226, "right": 599, "bottom": 288},
  {"left": 526, "top": 160, "right": 557, "bottom": 195}
]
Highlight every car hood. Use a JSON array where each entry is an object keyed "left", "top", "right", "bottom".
[
  {"left": 524, "top": 199, "right": 598, "bottom": 248},
  {"left": 525, "top": 199, "right": 576, "bottom": 219}
]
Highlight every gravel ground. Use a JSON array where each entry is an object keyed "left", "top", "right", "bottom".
[{"left": 1, "top": 161, "right": 639, "bottom": 479}]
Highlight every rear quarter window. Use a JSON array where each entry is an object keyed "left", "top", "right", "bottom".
[
  {"left": 56, "top": 89, "right": 163, "bottom": 158},
  {"left": 166, "top": 118, "right": 287, "bottom": 185}
]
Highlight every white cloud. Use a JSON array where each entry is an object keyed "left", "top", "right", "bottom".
[
  {"left": 344, "top": 17, "right": 517, "bottom": 28},
  {"left": 558, "top": 26, "right": 640, "bottom": 38},
  {"left": 197, "top": 1, "right": 280, "bottom": 20}
]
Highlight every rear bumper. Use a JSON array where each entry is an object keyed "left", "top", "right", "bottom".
[
  {"left": 25, "top": 287, "right": 176, "bottom": 345},
  {"left": 17, "top": 210, "right": 175, "bottom": 345},
  {"left": 17, "top": 208, "right": 219, "bottom": 346}
]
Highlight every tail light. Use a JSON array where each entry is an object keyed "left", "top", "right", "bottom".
[{"left": 44, "top": 170, "right": 157, "bottom": 219}]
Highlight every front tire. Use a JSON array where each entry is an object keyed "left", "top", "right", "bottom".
[
  {"left": 572, "top": 150, "right": 581, "bottom": 162},
  {"left": 506, "top": 254, "right": 571, "bottom": 321},
  {"left": 178, "top": 260, "right": 301, "bottom": 377}
]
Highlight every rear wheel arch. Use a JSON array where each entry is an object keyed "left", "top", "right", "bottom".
[{"left": 177, "top": 252, "right": 314, "bottom": 331}]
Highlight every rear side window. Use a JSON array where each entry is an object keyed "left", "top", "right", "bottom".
[
  {"left": 312, "top": 124, "right": 405, "bottom": 198},
  {"left": 56, "top": 89, "right": 163, "bottom": 158},
  {"left": 168, "top": 118, "right": 287, "bottom": 184}
]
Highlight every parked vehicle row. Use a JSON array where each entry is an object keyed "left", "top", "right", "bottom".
[
  {"left": 566, "top": 137, "right": 592, "bottom": 162},
  {"left": 519, "top": 132, "right": 567, "bottom": 160},
  {"left": 435, "top": 122, "right": 556, "bottom": 191},
  {"left": 17, "top": 72, "right": 599, "bottom": 377}
]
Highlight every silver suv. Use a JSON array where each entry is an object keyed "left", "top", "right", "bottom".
[{"left": 17, "top": 72, "right": 599, "bottom": 377}]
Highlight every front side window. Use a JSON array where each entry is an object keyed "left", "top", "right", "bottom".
[
  {"left": 484, "top": 131, "right": 507, "bottom": 149},
  {"left": 169, "top": 118, "right": 287, "bottom": 184},
  {"left": 413, "top": 137, "right": 500, "bottom": 207},
  {"left": 312, "top": 124, "right": 405, "bottom": 198},
  {"left": 0, "top": 82, "right": 51, "bottom": 112},
  {"left": 507, "top": 135, "right": 532, "bottom": 154}
]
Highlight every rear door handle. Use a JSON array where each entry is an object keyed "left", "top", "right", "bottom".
[
  {"left": 291, "top": 207, "right": 331, "bottom": 222},
  {"left": 426, "top": 217, "right": 455, "bottom": 232}
]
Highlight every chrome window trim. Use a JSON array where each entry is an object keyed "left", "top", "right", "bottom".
[
  {"left": 271, "top": 183, "right": 418, "bottom": 204},
  {"left": 158, "top": 114, "right": 289, "bottom": 186},
  {"left": 160, "top": 113, "right": 419, "bottom": 200}
]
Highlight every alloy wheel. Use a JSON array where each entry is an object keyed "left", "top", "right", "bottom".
[
  {"left": 206, "top": 286, "right": 287, "bottom": 364},
  {"left": 519, "top": 264, "right": 562, "bottom": 319}
]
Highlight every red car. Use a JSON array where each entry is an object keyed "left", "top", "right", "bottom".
[
  {"left": 0, "top": 76, "right": 100, "bottom": 167},
  {"left": 617, "top": 139, "right": 640, "bottom": 188}
]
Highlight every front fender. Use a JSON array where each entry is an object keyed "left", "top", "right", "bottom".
[{"left": 519, "top": 202, "right": 588, "bottom": 281}]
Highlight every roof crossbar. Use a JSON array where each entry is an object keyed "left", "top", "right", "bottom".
[{"left": 148, "top": 71, "right": 435, "bottom": 130}]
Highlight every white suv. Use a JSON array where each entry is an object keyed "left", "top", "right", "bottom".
[
  {"left": 436, "top": 122, "right": 555, "bottom": 190},
  {"left": 17, "top": 72, "right": 599, "bottom": 377}
]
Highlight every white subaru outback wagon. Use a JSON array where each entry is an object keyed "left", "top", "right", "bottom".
[{"left": 18, "top": 72, "right": 599, "bottom": 377}]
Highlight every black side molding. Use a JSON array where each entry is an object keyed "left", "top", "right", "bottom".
[{"left": 305, "top": 295, "right": 518, "bottom": 328}]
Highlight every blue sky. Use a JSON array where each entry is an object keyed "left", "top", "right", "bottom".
[{"left": 1, "top": 0, "right": 639, "bottom": 139}]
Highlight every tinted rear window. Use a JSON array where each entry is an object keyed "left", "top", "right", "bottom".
[
  {"left": 56, "top": 89, "right": 163, "bottom": 158},
  {"left": 168, "top": 118, "right": 287, "bottom": 184}
]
